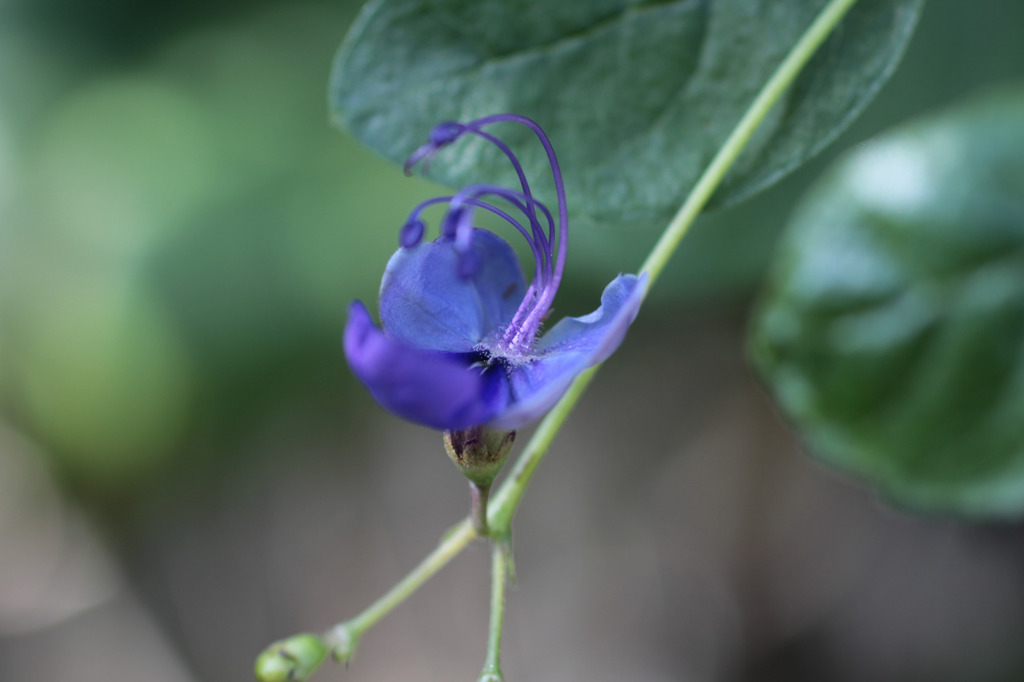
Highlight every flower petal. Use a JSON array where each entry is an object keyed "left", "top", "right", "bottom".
[
  {"left": 537, "top": 273, "right": 648, "bottom": 359},
  {"left": 488, "top": 273, "right": 648, "bottom": 430},
  {"left": 492, "top": 351, "right": 591, "bottom": 430},
  {"left": 344, "top": 301, "right": 510, "bottom": 430},
  {"left": 379, "top": 229, "right": 527, "bottom": 352}
]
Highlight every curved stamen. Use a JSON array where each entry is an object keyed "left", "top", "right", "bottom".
[
  {"left": 403, "top": 121, "right": 466, "bottom": 175},
  {"left": 477, "top": 117, "right": 568, "bottom": 343},
  {"left": 400, "top": 194, "right": 550, "bottom": 302},
  {"left": 454, "top": 116, "right": 567, "bottom": 350},
  {"left": 404, "top": 114, "right": 569, "bottom": 354},
  {"left": 406, "top": 121, "right": 553, "bottom": 270},
  {"left": 445, "top": 192, "right": 555, "bottom": 271},
  {"left": 404, "top": 195, "right": 543, "bottom": 252},
  {"left": 460, "top": 199, "right": 545, "bottom": 295},
  {"left": 461, "top": 127, "right": 551, "bottom": 273},
  {"left": 401, "top": 193, "right": 552, "bottom": 268},
  {"left": 447, "top": 184, "right": 554, "bottom": 291}
]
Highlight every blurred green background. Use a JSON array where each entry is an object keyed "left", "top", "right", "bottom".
[{"left": 2, "top": 1, "right": 1024, "bottom": 681}]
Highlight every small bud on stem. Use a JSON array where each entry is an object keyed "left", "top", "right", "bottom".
[
  {"left": 444, "top": 427, "right": 515, "bottom": 535},
  {"left": 254, "top": 633, "right": 328, "bottom": 682}
]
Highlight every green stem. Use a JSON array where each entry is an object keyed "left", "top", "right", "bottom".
[
  {"left": 640, "top": 0, "right": 860, "bottom": 286},
  {"left": 479, "top": 540, "right": 511, "bottom": 681},
  {"left": 470, "top": 481, "right": 491, "bottom": 537},
  {"left": 324, "top": 519, "right": 477, "bottom": 659}
]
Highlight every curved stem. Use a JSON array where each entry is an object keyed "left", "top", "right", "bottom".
[{"left": 327, "top": 520, "right": 477, "bottom": 653}]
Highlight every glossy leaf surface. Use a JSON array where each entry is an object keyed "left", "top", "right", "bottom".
[
  {"left": 331, "top": 0, "right": 923, "bottom": 229},
  {"left": 750, "top": 87, "right": 1024, "bottom": 517}
]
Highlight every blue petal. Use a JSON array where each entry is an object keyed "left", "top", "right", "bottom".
[
  {"left": 488, "top": 273, "right": 648, "bottom": 430},
  {"left": 344, "top": 301, "right": 510, "bottom": 430},
  {"left": 379, "top": 229, "right": 528, "bottom": 353}
]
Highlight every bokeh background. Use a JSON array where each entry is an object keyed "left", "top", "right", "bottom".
[{"left": 2, "top": 1, "right": 1024, "bottom": 680}]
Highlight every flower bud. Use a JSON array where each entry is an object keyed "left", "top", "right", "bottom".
[
  {"left": 443, "top": 427, "right": 515, "bottom": 488},
  {"left": 445, "top": 427, "right": 515, "bottom": 536},
  {"left": 254, "top": 633, "right": 328, "bottom": 682}
]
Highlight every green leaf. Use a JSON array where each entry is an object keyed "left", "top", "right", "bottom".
[
  {"left": 749, "top": 86, "right": 1024, "bottom": 518},
  {"left": 330, "top": 0, "right": 923, "bottom": 229}
]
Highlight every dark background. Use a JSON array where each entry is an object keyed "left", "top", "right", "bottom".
[{"left": 1, "top": 1, "right": 1024, "bottom": 680}]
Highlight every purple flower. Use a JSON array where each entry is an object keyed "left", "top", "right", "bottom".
[{"left": 343, "top": 114, "right": 647, "bottom": 431}]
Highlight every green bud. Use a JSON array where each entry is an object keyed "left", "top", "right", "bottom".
[
  {"left": 443, "top": 427, "right": 515, "bottom": 488},
  {"left": 254, "top": 633, "right": 328, "bottom": 682},
  {"left": 445, "top": 427, "right": 515, "bottom": 536}
]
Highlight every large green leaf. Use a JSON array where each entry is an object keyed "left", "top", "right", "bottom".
[
  {"left": 749, "top": 87, "right": 1024, "bottom": 517},
  {"left": 330, "top": 0, "right": 923, "bottom": 229}
]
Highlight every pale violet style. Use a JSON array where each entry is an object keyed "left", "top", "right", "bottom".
[{"left": 344, "top": 114, "right": 647, "bottom": 431}]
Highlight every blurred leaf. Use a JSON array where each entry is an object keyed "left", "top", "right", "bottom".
[
  {"left": 330, "top": 0, "right": 922, "bottom": 231},
  {"left": 278, "top": 136, "right": 441, "bottom": 318},
  {"left": 27, "top": 77, "right": 220, "bottom": 260},
  {"left": 15, "top": 277, "right": 193, "bottom": 492},
  {"left": 158, "top": 5, "right": 351, "bottom": 190},
  {"left": 0, "top": 28, "right": 83, "bottom": 136},
  {"left": 749, "top": 86, "right": 1024, "bottom": 517},
  {"left": 0, "top": 108, "right": 13, "bottom": 230},
  {"left": 145, "top": 189, "right": 320, "bottom": 388}
]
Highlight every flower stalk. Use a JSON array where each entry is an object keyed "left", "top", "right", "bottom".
[{"left": 469, "top": 482, "right": 491, "bottom": 537}]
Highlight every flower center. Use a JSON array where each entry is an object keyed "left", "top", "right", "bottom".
[{"left": 400, "top": 115, "right": 570, "bottom": 357}]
